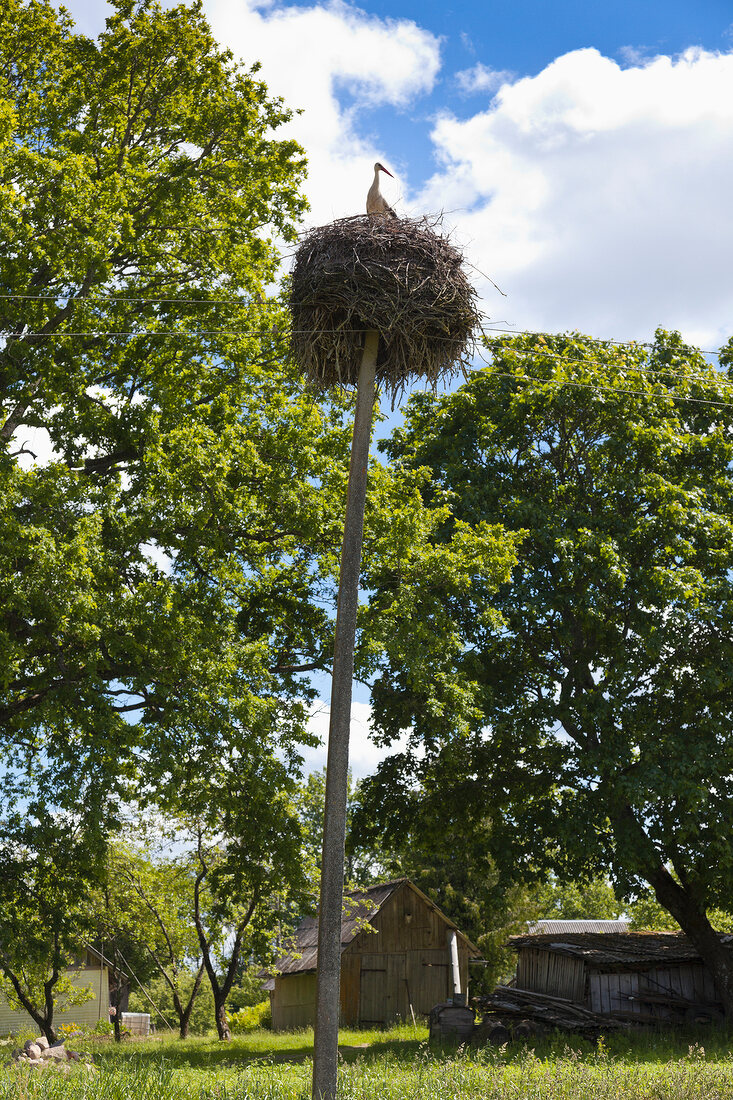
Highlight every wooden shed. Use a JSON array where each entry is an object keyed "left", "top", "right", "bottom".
[
  {"left": 509, "top": 931, "right": 725, "bottom": 1025},
  {"left": 270, "top": 878, "right": 482, "bottom": 1030}
]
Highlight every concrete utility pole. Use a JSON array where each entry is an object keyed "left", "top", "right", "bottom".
[{"left": 312, "top": 330, "right": 379, "bottom": 1100}]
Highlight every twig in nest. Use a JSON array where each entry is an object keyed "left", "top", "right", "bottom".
[{"left": 289, "top": 214, "right": 481, "bottom": 397}]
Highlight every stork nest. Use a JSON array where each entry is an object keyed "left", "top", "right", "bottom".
[{"left": 289, "top": 214, "right": 480, "bottom": 393}]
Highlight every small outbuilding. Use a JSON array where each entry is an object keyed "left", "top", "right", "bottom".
[
  {"left": 506, "top": 931, "right": 724, "bottom": 1026},
  {"left": 0, "top": 947, "right": 110, "bottom": 1036},
  {"left": 270, "top": 878, "right": 482, "bottom": 1030}
]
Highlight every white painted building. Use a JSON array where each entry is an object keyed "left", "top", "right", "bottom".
[{"left": 0, "top": 949, "right": 109, "bottom": 1036}]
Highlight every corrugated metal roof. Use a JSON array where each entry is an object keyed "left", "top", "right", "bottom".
[
  {"left": 527, "top": 920, "right": 631, "bottom": 934},
  {"left": 509, "top": 931, "right": 733, "bottom": 970}
]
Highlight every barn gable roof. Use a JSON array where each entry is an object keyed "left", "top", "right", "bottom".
[
  {"left": 273, "top": 878, "right": 481, "bottom": 976},
  {"left": 509, "top": 931, "right": 733, "bottom": 970}
]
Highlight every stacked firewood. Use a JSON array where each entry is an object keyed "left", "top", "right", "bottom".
[{"left": 475, "top": 985, "right": 629, "bottom": 1035}]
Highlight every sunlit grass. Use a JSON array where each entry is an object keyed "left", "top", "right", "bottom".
[{"left": 2, "top": 1026, "right": 733, "bottom": 1098}]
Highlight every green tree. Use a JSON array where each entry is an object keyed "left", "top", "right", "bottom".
[
  {"left": 365, "top": 329, "right": 733, "bottom": 1016},
  {"left": 104, "top": 744, "right": 311, "bottom": 1044},
  {"left": 0, "top": 0, "right": 351, "bottom": 827},
  {"left": 182, "top": 746, "right": 312, "bottom": 1041},
  {"left": 530, "top": 877, "right": 621, "bottom": 922},
  {"left": 102, "top": 840, "right": 206, "bottom": 1040},
  {"left": 0, "top": 807, "right": 104, "bottom": 1041}
]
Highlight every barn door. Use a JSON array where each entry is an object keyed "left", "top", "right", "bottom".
[
  {"left": 407, "top": 949, "right": 451, "bottom": 1016},
  {"left": 359, "top": 953, "right": 406, "bottom": 1027}
]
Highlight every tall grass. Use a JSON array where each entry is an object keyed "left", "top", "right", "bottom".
[{"left": 3, "top": 1029, "right": 733, "bottom": 1099}]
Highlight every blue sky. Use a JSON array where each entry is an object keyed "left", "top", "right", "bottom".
[
  {"left": 334, "top": 0, "right": 733, "bottom": 184},
  {"left": 60, "top": 0, "right": 733, "bottom": 772},
  {"left": 65, "top": 0, "right": 733, "bottom": 350}
]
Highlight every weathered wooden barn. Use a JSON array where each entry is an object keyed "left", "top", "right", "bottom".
[
  {"left": 508, "top": 931, "right": 724, "bottom": 1025},
  {"left": 270, "top": 878, "right": 482, "bottom": 1030}
]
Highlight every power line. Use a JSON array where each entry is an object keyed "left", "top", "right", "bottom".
[
  {"left": 3, "top": 321, "right": 733, "bottom": 408},
  {"left": 475, "top": 358, "right": 733, "bottom": 411},
  {"left": 0, "top": 293, "right": 258, "bottom": 306},
  {"left": 0, "top": 329, "right": 275, "bottom": 338},
  {"left": 0, "top": 292, "right": 728, "bottom": 358},
  {"left": 0, "top": 324, "right": 727, "bottom": 359},
  {"left": 475, "top": 346, "right": 733, "bottom": 392},
  {"left": 3, "top": 325, "right": 731, "bottom": 393},
  {"left": 0, "top": 327, "right": 727, "bottom": 363},
  {"left": 480, "top": 323, "right": 725, "bottom": 358}
]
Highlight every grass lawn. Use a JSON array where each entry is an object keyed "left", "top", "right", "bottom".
[{"left": 2, "top": 1024, "right": 733, "bottom": 1098}]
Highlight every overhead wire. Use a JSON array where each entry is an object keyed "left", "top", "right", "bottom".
[
  {"left": 0, "top": 290, "right": 727, "bottom": 353},
  {"left": 473, "top": 346, "right": 733, "bottom": 392},
  {"left": 3, "top": 325, "right": 731, "bottom": 391},
  {"left": 2, "top": 296, "right": 733, "bottom": 409},
  {"left": 0, "top": 322, "right": 726, "bottom": 358},
  {"left": 473, "top": 360, "right": 733, "bottom": 411}
]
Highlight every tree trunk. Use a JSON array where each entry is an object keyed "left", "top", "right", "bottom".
[
  {"left": 109, "top": 960, "right": 124, "bottom": 1042},
  {"left": 214, "top": 996, "right": 231, "bottom": 1041},
  {"left": 172, "top": 962, "right": 205, "bottom": 1040},
  {"left": 192, "top": 835, "right": 256, "bottom": 1042},
  {"left": 647, "top": 863, "right": 733, "bottom": 1019},
  {"left": 0, "top": 962, "right": 56, "bottom": 1041},
  {"left": 611, "top": 800, "right": 733, "bottom": 1018}
]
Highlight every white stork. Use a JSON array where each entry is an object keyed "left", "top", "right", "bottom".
[{"left": 366, "top": 162, "right": 396, "bottom": 217}]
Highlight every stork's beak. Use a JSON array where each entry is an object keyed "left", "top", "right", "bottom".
[
  {"left": 377, "top": 163, "right": 394, "bottom": 177},
  {"left": 382, "top": 166, "right": 394, "bottom": 178}
]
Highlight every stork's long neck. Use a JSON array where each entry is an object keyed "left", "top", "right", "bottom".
[{"left": 373, "top": 167, "right": 380, "bottom": 188}]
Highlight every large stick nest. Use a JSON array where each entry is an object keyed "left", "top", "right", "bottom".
[{"left": 289, "top": 215, "right": 481, "bottom": 392}]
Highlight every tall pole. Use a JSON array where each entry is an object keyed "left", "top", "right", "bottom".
[{"left": 312, "top": 330, "right": 379, "bottom": 1100}]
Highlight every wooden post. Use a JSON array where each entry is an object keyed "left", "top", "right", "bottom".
[{"left": 312, "top": 330, "right": 379, "bottom": 1100}]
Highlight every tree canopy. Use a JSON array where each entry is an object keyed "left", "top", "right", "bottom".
[
  {"left": 0, "top": 0, "right": 352, "bottom": 818},
  {"left": 0, "top": 0, "right": 358, "bottom": 1031},
  {"left": 364, "top": 329, "right": 733, "bottom": 1014}
]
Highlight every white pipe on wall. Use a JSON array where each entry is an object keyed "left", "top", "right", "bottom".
[{"left": 448, "top": 930, "right": 461, "bottom": 997}]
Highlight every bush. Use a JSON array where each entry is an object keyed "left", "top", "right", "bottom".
[
  {"left": 228, "top": 1000, "right": 272, "bottom": 1032},
  {"left": 91, "top": 1019, "right": 115, "bottom": 1036}
]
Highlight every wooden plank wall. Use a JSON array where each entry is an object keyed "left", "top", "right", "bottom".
[
  {"left": 350, "top": 886, "right": 453, "bottom": 954},
  {"left": 406, "top": 948, "right": 453, "bottom": 1015},
  {"left": 351, "top": 886, "right": 470, "bottom": 1026},
  {"left": 273, "top": 884, "right": 472, "bottom": 1030},
  {"left": 516, "top": 948, "right": 585, "bottom": 1003},
  {"left": 340, "top": 955, "right": 361, "bottom": 1027},
  {"left": 588, "top": 963, "right": 720, "bottom": 1018},
  {"left": 271, "top": 973, "right": 317, "bottom": 1030},
  {"left": 356, "top": 948, "right": 457, "bottom": 1026}
]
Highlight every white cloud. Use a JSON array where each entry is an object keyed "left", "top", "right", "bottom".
[
  {"left": 206, "top": 0, "right": 440, "bottom": 224},
  {"left": 455, "top": 63, "right": 514, "bottom": 96},
  {"left": 302, "top": 700, "right": 408, "bottom": 779},
  {"left": 418, "top": 46, "right": 733, "bottom": 348},
  {"left": 617, "top": 44, "right": 654, "bottom": 67},
  {"left": 10, "top": 425, "right": 56, "bottom": 470}
]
